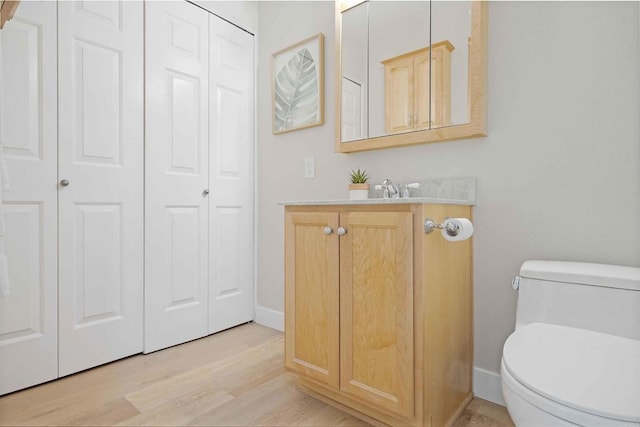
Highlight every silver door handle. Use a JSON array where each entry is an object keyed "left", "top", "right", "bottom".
[
  {"left": 323, "top": 227, "right": 333, "bottom": 235},
  {"left": 60, "top": 179, "right": 70, "bottom": 187},
  {"left": 337, "top": 227, "right": 347, "bottom": 236},
  {"left": 203, "top": 189, "right": 210, "bottom": 196}
]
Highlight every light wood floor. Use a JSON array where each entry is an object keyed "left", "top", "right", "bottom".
[{"left": 0, "top": 323, "right": 513, "bottom": 426}]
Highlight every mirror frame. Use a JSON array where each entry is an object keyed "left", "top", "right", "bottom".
[{"left": 335, "top": 0, "right": 488, "bottom": 153}]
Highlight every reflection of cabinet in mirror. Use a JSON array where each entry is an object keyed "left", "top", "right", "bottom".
[
  {"left": 335, "top": 0, "right": 487, "bottom": 153},
  {"left": 382, "top": 41, "right": 454, "bottom": 134}
]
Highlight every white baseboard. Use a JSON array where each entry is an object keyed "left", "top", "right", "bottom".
[
  {"left": 254, "top": 306, "right": 284, "bottom": 332},
  {"left": 473, "top": 367, "right": 505, "bottom": 406}
]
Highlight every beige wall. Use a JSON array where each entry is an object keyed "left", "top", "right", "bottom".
[{"left": 256, "top": 1, "right": 640, "bottom": 374}]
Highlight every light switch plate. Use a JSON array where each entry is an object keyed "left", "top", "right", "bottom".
[{"left": 304, "top": 157, "right": 315, "bottom": 179}]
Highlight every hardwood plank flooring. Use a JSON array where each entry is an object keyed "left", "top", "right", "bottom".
[{"left": 0, "top": 323, "right": 513, "bottom": 426}]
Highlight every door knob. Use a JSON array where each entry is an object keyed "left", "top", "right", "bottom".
[
  {"left": 203, "top": 189, "right": 210, "bottom": 196},
  {"left": 323, "top": 227, "right": 333, "bottom": 235},
  {"left": 60, "top": 179, "right": 70, "bottom": 187},
  {"left": 337, "top": 227, "right": 347, "bottom": 236}
]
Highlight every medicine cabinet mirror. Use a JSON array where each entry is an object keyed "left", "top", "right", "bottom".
[{"left": 335, "top": 0, "right": 487, "bottom": 153}]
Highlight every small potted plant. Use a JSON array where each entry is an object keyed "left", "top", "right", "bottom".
[{"left": 348, "top": 168, "right": 370, "bottom": 200}]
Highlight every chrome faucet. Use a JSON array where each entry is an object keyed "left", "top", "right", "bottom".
[
  {"left": 375, "top": 179, "right": 422, "bottom": 198},
  {"left": 380, "top": 179, "right": 400, "bottom": 199}
]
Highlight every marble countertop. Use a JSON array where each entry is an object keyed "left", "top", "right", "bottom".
[
  {"left": 279, "top": 178, "right": 477, "bottom": 206},
  {"left": 278, "top": 197, "right": 474, "bottom": 206}
]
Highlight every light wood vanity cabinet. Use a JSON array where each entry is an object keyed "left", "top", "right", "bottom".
[
  {"left": 382, "top": 41, "right": 454, "bottom": 134},
  {"left": 285, "top": 203, "right": 473, "bottom": 426}
]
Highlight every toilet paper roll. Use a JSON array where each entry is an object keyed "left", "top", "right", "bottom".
[{"left": 442, "top": 218, "right": 474, "bottom": 242}]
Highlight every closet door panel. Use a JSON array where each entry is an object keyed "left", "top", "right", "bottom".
[
  {"left": 58, "top": 0, "right": 144, "bottom": 376},
  {"left": 0, "top": 0, "right": 58, "bottom": 395},
  {"left": 71, "top": 41, "right": 121, "bottom": 165},
  {"left": 208, "top": 15, "right": 255, "bottom": 333},
  {"left": 145, "top": 1, "right": 209, "bottom": 353}
]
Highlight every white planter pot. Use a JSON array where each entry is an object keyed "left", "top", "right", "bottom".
[{"left": 349, "top": 189, "right": 369, "bottom": 200}]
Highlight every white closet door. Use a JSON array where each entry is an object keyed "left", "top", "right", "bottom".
[
  {"left": 0, "top": 1, "right": 58, "bottom": 395},
  {"left": 144, "top": 1, "right": 210, "bottom": 353},
  {"left": 57, "top": 1, "right": 144, "bottom": 376},
  {"left": 208, "top": 15, "right": 255, "bottom": 333}
]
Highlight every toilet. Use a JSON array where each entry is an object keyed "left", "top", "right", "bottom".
[{"left": 501, "top": 260, "right": 640, "bottom": 426}]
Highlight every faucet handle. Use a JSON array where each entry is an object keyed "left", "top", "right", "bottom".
[{"left": 400, "top": 182, "right": 421, "bottom": 198}]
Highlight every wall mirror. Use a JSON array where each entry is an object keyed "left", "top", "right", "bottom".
[{"left": 335, "top": 0, "right": 487, "bottom": 153}]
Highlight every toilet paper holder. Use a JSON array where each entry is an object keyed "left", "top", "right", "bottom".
[{"left": 424, "top": 218, "right": 462, "bottom": 236}]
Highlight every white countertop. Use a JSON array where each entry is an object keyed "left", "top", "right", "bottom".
[{"left": 278, "top": 197, "right": 474, "bottom": 206}]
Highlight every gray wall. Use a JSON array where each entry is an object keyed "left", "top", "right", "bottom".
[
  {"left": 256, "top": 1, "right": 640, "bottom": 375},
  {"left": 193, "top": 1, "right": 258, "bottom": 33}
]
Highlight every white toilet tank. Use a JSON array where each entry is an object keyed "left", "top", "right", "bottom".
[{"left": 515, "top": 260, "right": 640, "bottom": 341}]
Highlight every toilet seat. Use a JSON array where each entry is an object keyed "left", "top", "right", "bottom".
[{"left": 502, "top": 322, "right": 640, "bottom": 424}]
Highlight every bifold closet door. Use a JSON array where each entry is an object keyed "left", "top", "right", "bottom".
[
  {"left": 208, "top": 15, "right": 255, "bottom": 333},
  {"left": 57, "top": 1, "right": 144, "bottom": 376},
  {"left": 144, "top": 1, "right": 210, "bottom": 353},
  {"left": 0, "top": 1, "right": 58, "bottom": 395}
]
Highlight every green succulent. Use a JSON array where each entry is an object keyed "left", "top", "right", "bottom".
[{"left": 349, "top": 168, "right": 369, "bottom": 184}]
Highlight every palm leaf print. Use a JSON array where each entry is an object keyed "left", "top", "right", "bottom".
[{"left": 274, "top": 47, "right": 319, "bottom": 132}]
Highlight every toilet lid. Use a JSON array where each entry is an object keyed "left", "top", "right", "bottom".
[{"left": 503, "top": 322, "right": 640, "bottom": 422}]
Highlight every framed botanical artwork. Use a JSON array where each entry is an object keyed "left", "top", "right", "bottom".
[{"left": 272, "top": 33, "right": 324, "bottom": 134}]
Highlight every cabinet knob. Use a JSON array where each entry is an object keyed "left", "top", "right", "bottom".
[
  {"left": 203, "top": 189, "right": 210, "bottom": 196},
  {"left": 323, "top": 227, "right": 333, "bottom": 235},
  {"left": 337, "top": 227, "right": 347, "bottom": 236},
  {"left": 60, "top": 179, "right": 70, "bottom": 187}
]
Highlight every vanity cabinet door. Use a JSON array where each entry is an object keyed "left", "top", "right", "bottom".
[
  {"left": 382, "top": 42, "right": 454, "bottom": 134},
  {"left": 429, "top": 41, "right": 454, "bottom": 128},
  {"left": 413, "top": 50, "right": 432, "bottom": 130},
  {"left": 285, "top": 212, "right": 340, "bottom": 388},
  {"left": 382, "top": 55, "right": 414, "bottom": 134},
  {"left": 339, "top": 211, "right": 414, "bottom": 419}
]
